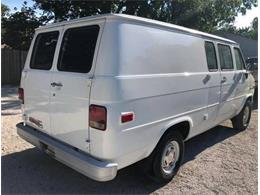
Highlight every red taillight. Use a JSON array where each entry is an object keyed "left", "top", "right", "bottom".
[
  {"left": 18, "top": 88, "right": 24, "bottom": 104},
  {"left": 89, "top": 105, "right": 107, "bottom": 130},
  {"left": 121, "top": 112, "right": 134, "bottom": 123}
]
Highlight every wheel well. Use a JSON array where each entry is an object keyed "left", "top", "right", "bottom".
[
  {"left": 247, "top": 96, "right": 253, "bottom": 104},
  {"left": 164, "top": 121, "right": 190, "bottom": 140}
]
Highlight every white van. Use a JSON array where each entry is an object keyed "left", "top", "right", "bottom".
[{"left": 17, "top": 14, "right": 255, "bottom": 182}]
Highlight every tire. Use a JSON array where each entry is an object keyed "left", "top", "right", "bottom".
[
  {"left": 150, "top": 131, "right": 184, "bottom": 183},
  {"left": 231, "top": 100, "right": 252, "bottom": 131}
]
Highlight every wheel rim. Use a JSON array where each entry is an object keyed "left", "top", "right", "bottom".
[
  {"left": 243, "top": 106, "right": 250, "bottom": 126},
  {"left": 161, "top": 140, "right": 180, "bottom": 174}
]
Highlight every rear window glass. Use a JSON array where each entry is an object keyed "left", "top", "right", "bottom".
[
  {"left": 58, "top": 25, "right": 99, "bottom": 73},
  {"left": 234, "top": 48, "right": 245, "bottom": 70},
  {"left": 205, "top": 41, "right": 218, "bottom": 71},
  {"left": 218, "top": 44, "right": 234, "bottom": 70},
  {"left": 30, "top": 31, "right": 59, "bottom": 70}
]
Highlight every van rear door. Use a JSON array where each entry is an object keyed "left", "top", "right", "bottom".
[
  {"left": 49, "top": 20, "right": 104, "bottom": 153},
  {"left": 22, "top": 30, "right": 60, "bottom": 134}
]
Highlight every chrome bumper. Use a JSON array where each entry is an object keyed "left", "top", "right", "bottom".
[{"left": 16, "top": 122, "right": 118, "bottom": 182}]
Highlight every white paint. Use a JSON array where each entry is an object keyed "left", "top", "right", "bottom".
[{"left": 20, "top": 14, "right": 255, "bottom": 175}]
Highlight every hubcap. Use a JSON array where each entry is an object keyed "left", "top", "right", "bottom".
[
  {"left": 161, "top": 141, "right": 180, "bottom": 174},
  {"left": 243, "top": 106, "right": 250, "bottom": 126}
]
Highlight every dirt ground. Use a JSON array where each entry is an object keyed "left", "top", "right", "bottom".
[{"left": 1, "top": 87, "right": 258, "bottom": 194}]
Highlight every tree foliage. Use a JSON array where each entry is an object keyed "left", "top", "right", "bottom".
[
  {"left": 1, "top": 0, "right": 258, "bottom": 50},
  {"left": 219, "top": 17, "right": 258, "bottom": 40},
  {"left": 1, "top": 2, "right": 42, "bottom": 50},
  {"left": 1, "top": 3, "right": 10, "bottom": 18},
  {"left": 1, "top": 3, "right": 10, "bottom": 40},
  {"left": 33, "top": 0, "right": 257, "bottom": 32}
]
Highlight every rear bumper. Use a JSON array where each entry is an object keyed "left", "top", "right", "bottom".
[{"left": 16, "top": 122, "right": 118, "bottom": 181}]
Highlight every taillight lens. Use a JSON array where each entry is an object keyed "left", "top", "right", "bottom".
[
  {"left": 18, "top": 88, "right": 24, "bottom": 104},
  {"left": 89, "top": 105, "right": 107, "bottom": 130}
]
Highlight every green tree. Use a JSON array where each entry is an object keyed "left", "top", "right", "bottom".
[
  {"left": 1, "top": 0, "right": 257, "bottom": 49},
  {"left": 1, "top": 3, "right": 10, "bottom": 18},
  {"left": 33, "top": 0, "right": 257, "bottom": 32},
  {"left": 1, "top": 3, "right": 10, "bottom": 45},
  {"left": 1, "top": 2, "right": 42, "bottom": 50},
  {"left": 218, "top": 17, "right": 258, "bottom": 40},
  {"left": 250, "top": 17, "right": 258, "bottom": 39}
]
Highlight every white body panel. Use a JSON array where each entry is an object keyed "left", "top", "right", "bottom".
[
  {"left": 20, "top": 14, "right": 255, "bottom": 171},
  {"left": 21, "top": 69, "right": 52, "bottom": 134},
  {"left": 48, "top": 19, "right": 105, "bottom": 152}
]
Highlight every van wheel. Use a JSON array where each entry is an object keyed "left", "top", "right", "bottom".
[
  {"left": 151, "top": 131, "right": 184, "bottom": 183},
  {"left": 231, "top": 100, "right": 252, "bottom": 131}
]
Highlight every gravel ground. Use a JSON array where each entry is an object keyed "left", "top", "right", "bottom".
[{"left": 1, "top": 87, "right": 258, "bottom": 194}]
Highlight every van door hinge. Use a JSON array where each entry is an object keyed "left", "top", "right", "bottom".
[{"left": 85, "top": 139, "right": 91, "bottom": 151}]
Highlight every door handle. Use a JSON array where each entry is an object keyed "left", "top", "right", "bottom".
[
  {"left": 51, "top": 82, "right": 63, "bottom": 87},
  {"left": 221, "top": 77, "right": 227, "bottom": 83},
  {"left": 203, "top": 74, "right": 211, "bottom": 84}
]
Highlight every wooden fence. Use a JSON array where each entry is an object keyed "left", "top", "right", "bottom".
[{"left": 1, "top": 48, "right": 28, "bottom": 86}]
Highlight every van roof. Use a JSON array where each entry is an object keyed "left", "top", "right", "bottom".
[{"left": 37, "top": 14, "right": 237, "bottom": 45}]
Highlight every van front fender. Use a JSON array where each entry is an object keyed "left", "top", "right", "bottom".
[{"left": 235, "top": 94, "right": 254, "bottom": 116}]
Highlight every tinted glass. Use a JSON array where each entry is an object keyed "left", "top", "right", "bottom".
[
  {"left": 218, "top": 44, "right": 233, "bottom": 70},
  {"left": 205, "top": 42, "right": 218, "bottom": 71},
  {"left": 58, "top": 25, "right": 99, "bottom": 73},
  {"left": 234, "top": 48, "right": 245, "bottom": 70},
  {"left": 30, "top": 31, "right": 59, "bottom": 70}
]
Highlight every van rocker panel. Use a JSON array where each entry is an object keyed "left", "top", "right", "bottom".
[{"left": 16, "top": 122, "right": 118, "bottom": 181}]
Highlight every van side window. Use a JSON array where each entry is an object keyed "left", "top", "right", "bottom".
[
  {"left": 58, "top": 25, "right": 99, "bottom": 73},
  {"left": 205, "top": 41, "right": 218, "bottom": 71},
  {"left": 218, "top": 44, "right": 234, "bottom": 70},
  {"left": 30, "top": 31, "right": 59, "bottom": 70},
  {"left": 234, "top": 48, "right": 245, "bottom": 70}
]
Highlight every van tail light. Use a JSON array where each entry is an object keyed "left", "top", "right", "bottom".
[
  {"left": 18, "top": 88, "right": 24, "bottom": 104},
  {"left": 89, "top": 105, "right": 107, "bottom": 130}
]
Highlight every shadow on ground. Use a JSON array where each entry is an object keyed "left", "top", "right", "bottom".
[
  {"left": 2, "top": 125, "right": 242, "bottom": 195},
  {"left": 1, "top": 99, "right": 20, "bottom": 111},
  {"left": 1, "top": 86, "right": 18, "bottom": 97},
  {"left": 1, "top": 86, "right": 257, "bottom": 194},
  {"left": 1, "top": 87, "right": 20, "bottom": 115}
]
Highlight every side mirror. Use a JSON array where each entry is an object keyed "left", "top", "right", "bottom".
[{"left": 246, "top": 64, "right": 253, "bottom": 72}]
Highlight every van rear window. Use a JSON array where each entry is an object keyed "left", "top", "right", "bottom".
[
  {"left": 30, "top": 31, "right": 59, "bottom": 70},
  {"left": 58, "top": 25, "right": 99, "bottom": 73}
]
